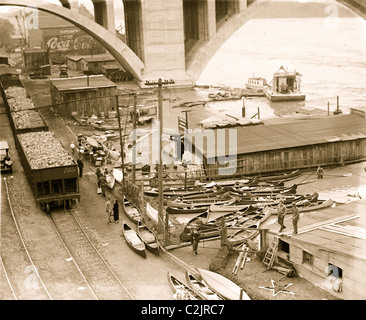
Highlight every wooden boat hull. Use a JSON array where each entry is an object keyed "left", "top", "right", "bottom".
[
  {"left": 121, "top": 196, "right": 141, "bottom": 224},
  {"left": 113, "top": 167, "right": 123, "bottom": 184},
  {"left": 166, "top": 206, "right": 209, "bottom": 215},
  {"left": 298, "top": 198, "right": 334, "bottom": 212},
  {"left": 185, "top": 271, "right": 223, "bottom": 300},
  {"left": 146, "top": 202, "right": 173, "bottom": 227},
  {"left": 167, "top": 272, "right": 200, "bottom": 300},
  {"left": 122, "top": 222, "right": 146, "bottom": 258},
  {"left": 137, "top": 220, "right": 160, "bottom": 255},
  {"left": 197, "top": 268, "right": 250, "bottom": 300}
]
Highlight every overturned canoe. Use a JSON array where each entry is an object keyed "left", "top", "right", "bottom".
[{"left": 197, "top": 268, "right": 250, "bottom": 300}]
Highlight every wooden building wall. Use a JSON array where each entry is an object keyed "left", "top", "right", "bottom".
[
  {"left": 50, "top": 84, "right": 117, "bottom": 118},
  {"left": 274, "top": 237, "right": 366, "bottom": 300},
  {"left": 203, "top": 139, "right": 366, "bottom": 178}
]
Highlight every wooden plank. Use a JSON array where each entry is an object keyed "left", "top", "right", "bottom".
[
  {"left": 281, "top": 214, "right": 359, "bottom": 236},
  {"left": 320, "top": 225, "right": 366, "bottom": 240}
]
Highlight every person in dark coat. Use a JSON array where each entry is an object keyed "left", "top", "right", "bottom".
[
  {"left": 277, "top": 199, "right": 286, "bottom": 232},
  {"left": 113, "top": 199, "right": 119, "bottom": 223},
  {"left": 96, "top": 167, "right": 102, "bottom": 187},
  {"left": 291, "top": 203, "right": 300, "bottom": 234},
  {"left": 77, "top": 156, "right": 84, "bottom": 178},
  {"left": 190, "top": 227, "right": 200, "bottom": 255}
]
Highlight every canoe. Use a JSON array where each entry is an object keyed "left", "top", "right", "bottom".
[
  {"left": 185, "top": 271, "right": 224, "bottom": 300},
  {"left": 298, "top": 198, "right": 334, "bottom": 212},
  {"left": 166, "top": 206, "right": 210, "bottom": 215},
  {"left": 166, "top": 196, "right": 235, "bottom": 208},
  {"left": 210, "top": 203, "right": 250, "bottom": 212},
  {"left": 179, "top": 211, "right": 219, "bottom": 242},
  {"left": 122, "top": 221, "right": 146, "bottom": 258},
  {"left": 121, "top": 196, "right": 141, "bottom": 224},
  {"left": 106, "top": 172, "right": 115, "bottom": 189},
  {"left": 113, "top": 167, "right": 123, "bottom": 184},
  {"left": 196, "top": 268, "right": 250, "bottom": 300},
  {"left": 146, "top": 202, "right": 174, "bottom": 227},
  {"left": 137, "top": 220, "right": 160, "bottom": 255},
  {"left": 257, "top": 169, "right": 301, "bottom": 182},
  {"left": 227, "top": 226, "right": 259, "bottom": 246},
  {"left": 167, "top": 271, "right": 201, "bottom": 300}
]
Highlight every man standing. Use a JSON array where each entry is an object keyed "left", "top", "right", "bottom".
[
  {"left": 277, "top": 199, "right": 286, "bottom": 233},
  {"left": 190, "top": 227, "right": 200, "bottom": 255},
  {"left": 99, "top": 174, "right": 107, "bottom": 197},
  {"left": 291, "top": 203, "right": 300, "bottom": 235},
  {"left": 316, "top": 166, "right": 324, "bottom": 179},
  {"left": 106, "top": 197, "right": 113, "bottom": 224},
  {"left": 77, "top": 156, "right": 84, "bottom": 178},
  {"left": 113, "top": 199, "right": 119, "bottom": 224}
]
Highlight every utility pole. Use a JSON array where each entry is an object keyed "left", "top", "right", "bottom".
[
  {"left": 132, "top": 93, "right": 137, "bottom": 184},
  {"left": 145, "top": 78, "right": 175, "bottom": 246},
  {"left": 116, "top": 95, "right": 125, "bottom": 185}
]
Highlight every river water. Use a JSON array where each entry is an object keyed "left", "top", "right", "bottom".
[{"left": 197, "top": 12, "right": 366, "bottom": 119}]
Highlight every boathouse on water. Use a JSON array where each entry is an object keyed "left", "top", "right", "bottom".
[
  {"left": 49, "top": 75, "right": 117, "bottom": 118},
  {"left": 261, "top": 198, "right": 366, "bottom": 300},
  {"left": 189, "top": 114, "right": 366, "bottom": 179}
]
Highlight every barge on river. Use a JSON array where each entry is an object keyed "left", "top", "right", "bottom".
[{"left": 263, "top": 66, "right": 305, "bottom": 102}]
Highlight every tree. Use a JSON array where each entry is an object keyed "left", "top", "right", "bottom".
[{"left": 0, "top": 18, "right": 15, "bottom": 53}]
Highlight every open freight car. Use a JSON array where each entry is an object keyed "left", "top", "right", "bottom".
[{"left": 15, "top": 131, "right": 80, "bottom": 212}]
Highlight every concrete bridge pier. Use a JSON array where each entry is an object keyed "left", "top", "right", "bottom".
[
  {"left": 125, "top": 0, "right": 193, "bottom": 87},
  {"left": 93, "top": 0, "right": 116, "bottom": 33}
]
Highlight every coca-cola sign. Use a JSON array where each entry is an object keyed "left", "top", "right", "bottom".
[{"left": 46, "top": 35, "right": 95, "bottom": 52}]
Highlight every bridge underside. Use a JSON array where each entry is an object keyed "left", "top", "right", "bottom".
[{"left": 1, "top": 0, "right": 365, "bottom": 87}]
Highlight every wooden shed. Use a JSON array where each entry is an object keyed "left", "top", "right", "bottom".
[
  {"left": 189, "top": 114, "right": 366, "bottom": 179},
  {"left": 49, "top": 75, "right": 117, "bottom": 118},
  {"left": 80, "top": 54, "right": 117, "bottom": 74},
  {"left": 262, "top": 199, "right": 366, "bottom": 300},
  {"left": 23, "top": 48, "right": 50, "bottom": 72}
]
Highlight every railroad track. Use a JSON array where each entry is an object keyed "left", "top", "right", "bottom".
[
  {"left": 1, "top": 177, "right": 52, "bottom": 300},
  {"left": 48, "top": 208, "right": 134, "bottom": 300}
]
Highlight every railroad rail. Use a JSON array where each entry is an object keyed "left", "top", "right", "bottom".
[{"left": 48, "top": 208, "right": 134, "bottom": 300}]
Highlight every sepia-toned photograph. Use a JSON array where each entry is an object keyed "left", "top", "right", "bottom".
[{"left": 0, "top": 0, "right": 365, "bottom": 307}]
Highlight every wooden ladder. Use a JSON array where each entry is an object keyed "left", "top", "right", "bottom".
[{"left": 262, "top": 236, "right": 279, "bottom": 269}]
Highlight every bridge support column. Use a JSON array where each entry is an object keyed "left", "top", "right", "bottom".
[
  {"left": 206, "top": 0, "right": 217, "bottom": 40},
  {"left": 139, "top": 0, "right": 193, "bottom": 87},
  {"left": 238, "top": 0, "right": 248, "bottom": 11},
  {"left": 93, "top": 0, "right": 116, "bottom": 33}
]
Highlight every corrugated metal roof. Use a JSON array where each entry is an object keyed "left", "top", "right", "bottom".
[{"left": 193, "top": 115, "right": 366, "bottom": 158}]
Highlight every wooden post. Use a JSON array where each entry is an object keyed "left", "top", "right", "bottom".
[
  {"left": 116, "top": 96, "right": 125, "bottom": 185},
  {"left": 132, "top": 93, "right": 137, "bottom": 184},
  {"left": 145, "top": 78, "right": 175, "bottom": 246},
  {"left": 242, "top": 97, "right": 246, "bottom": 117}
]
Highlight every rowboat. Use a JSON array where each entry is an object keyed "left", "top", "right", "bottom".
[
  {"left": 185, "top": 271, "right": 224, "bottom": 300},
  {"left": 210, "top": 203, "right": 250, "bottom": 212},
  {"left": 197, "top": 268, "right": 250, "bottom": 300},
  {"left": 137, "top": 220, "right": 160, "bottom": 255},
  {"left": 105, "top": 171, "right": 115, "bottom": 189},
  {"left": 122, "top": 221, "right": 146, "bottom": 258},
  {"left": 121, "top": 196, "right": 141, "bottom": 224},
  {"left": 167, "top": 272, "right": 201, "bottom": 300}
]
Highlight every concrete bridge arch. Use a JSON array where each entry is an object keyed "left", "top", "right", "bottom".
[{"left": 0, "top": 0, "right": 145, "bottom": 82}]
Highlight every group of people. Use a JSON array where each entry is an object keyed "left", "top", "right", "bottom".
[
  {"left": 105, "top": 197, "right": 119, "bottom": 224},
  {"left": 277, "top": 199, "right": 300, "bottom": 234}
]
